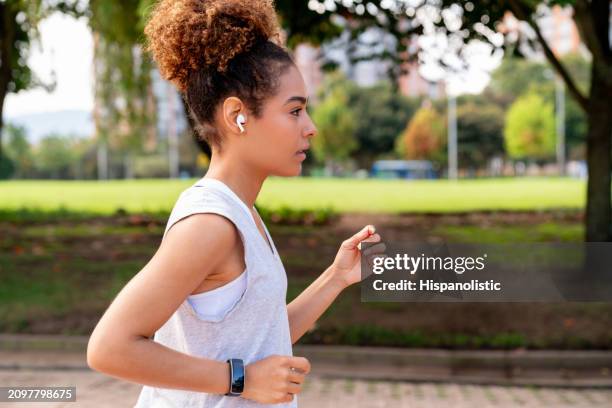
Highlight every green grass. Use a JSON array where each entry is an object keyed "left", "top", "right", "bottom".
[
  {"left": 0, "top": 252, "right": 143, "bottom": 333},
  {"left": 433, "top": 222, "right": 585, "bottom": 243},
  {"left": 0, "top": 177, "right": 589, "bottom": 214}
]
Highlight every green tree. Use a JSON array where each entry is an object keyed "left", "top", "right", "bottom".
[
  {"left": 398, "top": 106, "right": 446, "bottom": 166},
  {"left": 0, "top": 0, "right": 84, "bottom": 165},
  {"left": 34, "top": 134, "right": 79, "bottom": 179},
  {"left": 281, "top": 1, "right": 612, "bottom": 241},
  {"left": 504, "top": 94, "right": 556, "bottom": 161},
  {"left": 89, "top": 0, "right": 156, "bottom": 178},
  {"left": 346, "top": 81, "right": 419, "bottom": 168},
  {"left": 456, "top": 103, "right": 505, "bottom": 169},
  {"left": 311, "top": 72, "right": 358, "bottom": 174},
  {"left": 489, "top": 54, "right": 589, "bottom": 159},
  {"left": 4, "top": 124, "right": 34, "bottom": 178}
]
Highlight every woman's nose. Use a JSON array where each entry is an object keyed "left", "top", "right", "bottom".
[
  {"left": 305, "top": 118, "right": 317, "bottom": 138},
  {"left": 305, "top": 126, "right": 317, "bottom": 139}
]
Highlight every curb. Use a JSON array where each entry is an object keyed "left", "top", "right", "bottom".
[
  {"left": 294, "top": 344, "right": 612, "bottom": 388},
  {"left": 0, "top": 334, "right": 88, "bottom": 351},
  {"left": 1, "top": 334, "right": 610, "bottom": 388}
]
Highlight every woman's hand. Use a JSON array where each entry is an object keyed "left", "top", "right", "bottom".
[
  {"left": 330, "top": 225, "right": 387, "bottom": 288},
  {"left": 241, "top": 355, "right": 310, "bottom": 404}
]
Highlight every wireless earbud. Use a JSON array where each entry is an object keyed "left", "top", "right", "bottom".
[{"left": 236, "top": 114, "right": 246, "bottom": 133}]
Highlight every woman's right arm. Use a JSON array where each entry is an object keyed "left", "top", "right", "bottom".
[
  {"left": 86, "top": 213, "right": 237, "bottom": 394},
  {"left": 86, "top": 213, "right": 310, "bottom": 404}
]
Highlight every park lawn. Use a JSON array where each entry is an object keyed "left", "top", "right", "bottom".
[{"left": 0, "top": 176, "right": 588, "bottom": 214}]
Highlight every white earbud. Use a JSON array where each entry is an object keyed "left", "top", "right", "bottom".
[{"left": 236, "top": 114, "right": 246, "bottom": 133}]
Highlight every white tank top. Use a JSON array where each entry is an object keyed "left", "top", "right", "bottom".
[{"left": 134, "top": 176, "right": 296, "bottom": 408}]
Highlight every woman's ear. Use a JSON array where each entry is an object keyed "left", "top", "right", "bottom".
[{"left": 220, "top": 96, "right": 246, "bottom": 136}]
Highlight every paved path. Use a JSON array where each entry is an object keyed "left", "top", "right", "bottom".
[{"left": 1, "top": 367, "right": 610, "bottom": 407}]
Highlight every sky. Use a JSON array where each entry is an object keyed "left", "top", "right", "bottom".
[
  {"left": 4, "top": 13, "right": 93, "bottom": 118},
  {"left": 4, "top": 10, "right": 499, "bottom": 118}
]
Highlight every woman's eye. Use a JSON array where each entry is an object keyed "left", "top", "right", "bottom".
[{"left": 290, "top": 108, "right": 302, "bottom": 117}]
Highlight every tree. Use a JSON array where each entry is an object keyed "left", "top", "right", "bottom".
[
  {"left": 0, "top": 0, "right": 84, "bottom": 168},
  {"left": 280, "top": 0, "right": 612, "bottom": 241},
  {"left": 34, "top": 134, "right": 79, "bottom": 179},
  {"left": 504, "top": 93, "right": 556, "bottom": 161},
  {"left": 346, "top": 81, "right": 419, "bottom": 168},
  {"left": 398, "top": 105, "right": 446, "bottom": 166},
  {"left": 456, "top": 102, "right": 505, "bottom": 169},
  {"left": 489, "top": 54, "right": 589, "bottom": 158},
  {"left": 311, "top": 72, "right": 358, "bottom": 174},
  {"left": 4, "top": 124, "right": 34, "bottom": 178},
  {"left": 89, "top": 0, "right": 157, "bottom": 179}
]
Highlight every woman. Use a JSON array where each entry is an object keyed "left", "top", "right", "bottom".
[{"left": 86, "top": 0, "right": 384, "bottom": 406}]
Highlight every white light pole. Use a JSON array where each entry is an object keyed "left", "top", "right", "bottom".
[
  {"left": 447, "top": 90, "right": 458, "bottom": 180},
  {"left": 555, "top": 74, "right": 566, "bottom": 176},
  {"left": 545, "top": 68, "right": 566, "bottom": 176},
  {"left": 167, "top": 83, "right": 179, "bottom": 179}
]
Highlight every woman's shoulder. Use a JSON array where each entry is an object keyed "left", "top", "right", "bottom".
[
  {"left": 164, "top": 183, "right": 247, "bottom": 242},
  {"left": 173, "top": 183, "right": 234, "bottom": 212}
]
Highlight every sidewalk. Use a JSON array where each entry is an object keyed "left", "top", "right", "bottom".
[
  {"left": 1, "top": 335, "right": 611, "bottom": 407},
  {"left": 2, "top": 366, "right": 611, "bottom": 408},
  {"left": 1, "top": 334, "right": 611, "bottom": 388}
]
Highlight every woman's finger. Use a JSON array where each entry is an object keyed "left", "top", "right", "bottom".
[
  {"left": 288, "top": 370, "right": 306, "bottom": 384},
  {"left": 345, "top": 225, "right": 375, "bottom": 250}
]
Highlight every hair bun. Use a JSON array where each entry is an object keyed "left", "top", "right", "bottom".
[{"left": 144, "top": 0, "right": 282, "bottom": 92}]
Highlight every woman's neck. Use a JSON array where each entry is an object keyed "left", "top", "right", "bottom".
[{"left": 204, "top": 152, "right": 266, "bottom": 209}]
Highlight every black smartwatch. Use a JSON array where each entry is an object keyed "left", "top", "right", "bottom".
[{"left": 225, "top": 358, "right": 245, "bottom": 397}]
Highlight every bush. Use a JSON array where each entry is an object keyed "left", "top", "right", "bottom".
[
  {"left": 0, "top": 152, "right": 16, "bottom": 179},
  {"left": 256, "top": 205, "right": 337, "bottom": 226}
]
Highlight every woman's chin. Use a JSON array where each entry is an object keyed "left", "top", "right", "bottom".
[{"left": 272, "top": 163, "right": 303, "bottom": 177}]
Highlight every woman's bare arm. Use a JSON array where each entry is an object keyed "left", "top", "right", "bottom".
[
  {"left": 286, "top": 265, "right": 346, "bottom": 344},
  {"left": 287, "top": 226, "right": 382, "bottom": 344},
  {"left": 86, "top": 213, "right": 240, "bottom": 394}
]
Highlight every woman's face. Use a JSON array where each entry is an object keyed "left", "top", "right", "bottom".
[{"left": 237, "top": 64, "right": 318, "bottom": 177}]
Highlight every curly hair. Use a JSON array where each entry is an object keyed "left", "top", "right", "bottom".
[{"left": 144, "top": 0, "right": 295, "bottom": 151}]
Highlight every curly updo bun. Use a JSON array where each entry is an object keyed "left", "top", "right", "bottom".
[{"left": 144, "top": 0, "right": 295, "bottom": 151}]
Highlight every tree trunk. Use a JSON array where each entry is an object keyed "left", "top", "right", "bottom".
[
  {"left": 0, "top": 93, "right": 5, "bottom": 159},
  {"left": 0, "top": 3, "right": 16, "bottom": 160},
  {"left": 585, "top": 62, "right": 612, "bottom": 241}
]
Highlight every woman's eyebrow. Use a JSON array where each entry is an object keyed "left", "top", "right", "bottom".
[{"left": 284, "top": 96, "right": 308, "bottom": 105}]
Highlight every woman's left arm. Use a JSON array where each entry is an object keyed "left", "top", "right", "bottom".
[{"left": 286, "top": 225, "right": 385, "bottom": 344}]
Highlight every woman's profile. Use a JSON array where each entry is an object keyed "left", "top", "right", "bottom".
[{"left": 86, "top": 0, "right": 384, "bottom": 406}]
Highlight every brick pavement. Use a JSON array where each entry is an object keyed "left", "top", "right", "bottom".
[{"left": 1, "top": 368, "right": 610, "bottom": 407}]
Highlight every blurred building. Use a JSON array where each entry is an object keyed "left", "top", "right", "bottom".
[
  {"left": 293, "top": 43, "right": 325, "bottom": 104},
  {"left": 498, "top": 4, "right": 589, "bottom": 59},
  {"left": 397, "top": 36, "right": 446, "bottom": 100},
  {"left": 293, "top": 26, "right": 444, "bottom": 102},
  {"left": 539, "top": 5, "right": 583, "bottom": 56},
  {"left": 151, "top": 69, "right": 189, "bottom": 178}
]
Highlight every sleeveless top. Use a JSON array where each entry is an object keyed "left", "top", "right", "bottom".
[{"left": 134, "top": 176, "right": 297, "bottom": 408}]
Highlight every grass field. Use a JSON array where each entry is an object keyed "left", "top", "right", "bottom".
[
  {"left": 0, "top": 176, "right": 588, "bottom": 214},
  {"left": 1, "top": 177, "right": 609, "bottom": 348}
]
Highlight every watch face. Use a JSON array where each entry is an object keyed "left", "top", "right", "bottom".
[{"left": 227, "top": 359, "right": 245, "bottom": 396}]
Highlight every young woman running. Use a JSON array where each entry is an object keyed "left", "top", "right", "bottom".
[{"left": 86, "top": 0, "right": 384, "bottom": 406}]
